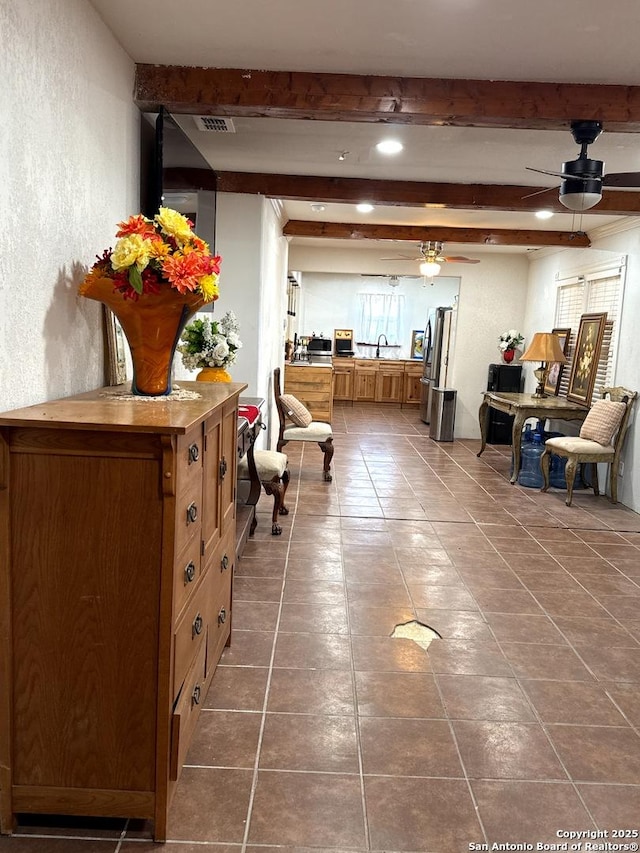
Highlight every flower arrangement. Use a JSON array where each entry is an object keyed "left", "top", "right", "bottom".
[
  {"left": 178, "top": 311, "right": 242, "bottom": 370},
  {"left": 498, "top": 329, "right": 524, "bottom": 352},
  {"left": 80, "top": 207, "right": 221, "bottom": 302}
]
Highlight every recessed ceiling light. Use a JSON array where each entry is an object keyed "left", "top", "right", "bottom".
[
  {"left": 356, "top": 203, "right": 374, "bottom": 213},
  {"left": 310, "top": 203, "right": 326, "bottom": 212},
  {"left": 376, "top": 140, "right": 403, "bottom": 155},
  {"left": 535, "top": 209, "right": 554, "bottom": 220}
]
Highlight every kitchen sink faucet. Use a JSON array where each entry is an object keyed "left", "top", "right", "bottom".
[{"left": 375, "top": 334, "right": 388, "bottom": 358}]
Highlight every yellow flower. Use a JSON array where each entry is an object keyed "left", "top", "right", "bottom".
[
  {"left": 155, "top": 207, "right": 193, "bottom": 244},
  {"left": 111, "top": 234, "right": 152, "bottom": 271},
  {"left": 199, "top": 274, "right": 220, "bottom": 302},
  {"left": 148, "top": 240, "right": 171, "bottom": 260}
]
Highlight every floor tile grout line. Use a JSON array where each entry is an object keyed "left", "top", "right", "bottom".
[{"left": 237, "top": 448, "right": 302, "bottom": 853}]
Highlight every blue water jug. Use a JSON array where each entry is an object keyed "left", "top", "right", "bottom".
[{"left": 518, "top": 431, "right": 545, "bottom": 488}]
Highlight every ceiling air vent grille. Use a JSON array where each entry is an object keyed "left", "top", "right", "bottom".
[{"left": 193, "top": 116, "right": 236, "bottom": 133}]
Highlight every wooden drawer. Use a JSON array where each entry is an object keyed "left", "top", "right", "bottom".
[
  {"left": 169, "top": 640, "right": 207, "bottom": 782},
  {"left": 207, "top": 573, "right": 232, "bottom": 676},
  {"left": 173, "top": 534, "right": 203, "bottom": 622},
  {"left": 174, "top": 475, "right": 203, "bottom": 557},
  {"left": 175, "top": 426, "right": 204, "bottom": 496},
  {"left": 173, "top": 570, "right": 212, "bottom": 699},
  {"left": 207, "top": 527, "right": 235, "bottom": 595}
]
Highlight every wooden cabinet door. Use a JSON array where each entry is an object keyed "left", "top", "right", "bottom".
[
  {"left": 333, "top": 367, "right": 354, "bottom": 400},
  {"left": 354, "top": 368, "right": 377, "bottom": 401},
  {"left": 404, "top": 366, "right": 423, "bottom": 404},
  {"left": 375, "top": 370, "right": 404, "bottom": 403},
  {"left": 219, "top": 399, "right": 238, "bottom": 537}
]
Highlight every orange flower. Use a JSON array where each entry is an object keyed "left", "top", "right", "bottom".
[
  {"left": 161, "top": 251, "right": 203, "bottom": 293},
  {"left": 116, "top": 214, "right": 157, "bottom": 239}
]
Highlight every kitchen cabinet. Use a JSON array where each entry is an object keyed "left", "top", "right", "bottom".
[
  {"left": 0, "top": 381, "right": 244, "bottom": 842},
  {"left": 284, "top": 364, "right": 333, "bottom": 421},
  {"left": 375, "top": 360, "right": 405, "bottom": 403},
  {"left": 332, "top": 358, "right": 354, "bottom": 401},
  {"left": 353, "top": 360, "right": 378, "bottom": 401},
  {"left": 403, "top": 362, "right": 423, "bottom": 405}
]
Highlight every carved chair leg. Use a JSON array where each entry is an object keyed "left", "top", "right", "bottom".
[
  {"left": 540, "top": 448, "right": 551, "bottom": 492},
  {"left": 610, "top": 462, "right": 618, "bottom": 504},
  {"left": 592, "top": 462, "right": 600, "bottom": 497},
  {"left": 262, "top": 476, "right": 285, "bottom": 535},
  {"left": 279, "top": 468, "right": 290, "bottom": 515},
  {"left": 564, "top": 458, "right": 577, "bottom": 507},
  {"left": 319, "top": 436, "right": 334, "bottom": 482}
]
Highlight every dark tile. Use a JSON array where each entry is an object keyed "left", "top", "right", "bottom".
[
  {"left": 185, "top": 710, "right": 262, "bottom": 767},
  {"left": 553, "top": 616, "right": 639, "bottom": 648},
  {"left": 485, "top": 613, "right": 568, "bottom": 644},
  {"left": 167, "top": 767, "right": 253, "bottom": 842},
  {"left": 248, "top": 771, "right": 365, "bottom": 848},
  {"left": 530, "top": 591, "right": 607, "bottom": 618},
  {"left": 234, "top": 556, "right": 286, "bottom": 578},
  {"left": 273, "top": 631, "right": 352, "bottom": 669},
  {"left": 355, "top": 670, "right": 444, "bottom": 718},
  {"left": 408, "top": 584, "right": 478, "bottom": 610},
  {"left": 1, "top": 840, "right": 117, "bottom": 852},
  {"left": 282, "top": 579, "right": 346, "bottom": 605},
  {"left": 205, "top": 666, "right": 268, "bottom": 711},
  {"left": 267, "top": 668, "right": 355, "bottom": 715},
  {"left": 453, "top": 721, "right": 567, "bottom": 780},
  {"left": 500, "top": 643, "right": 595, "bottom": 681},
  {"left": 348, "top": 602, "right": 415, "bottom": 636},
  {"left": 346, "top": 581, "right": 411, "bottom": 606},
  {"left": 365, "top": 776, "right": 483, "bottom": 853},
  {"left": 472, "top": 780, "right": 595, "bottom": 844},
  {"left": 122, "top": 844, "right": 239, "bottom": 852},
  {"left": 218, "top": 630, "right": 274, "bottom": 666},
  {"left": 577, "top": 784, "right": 640, "bottom": 830},
  {"left": 521, "top": 680, "right": 627, "bottom": 725},
  {"left": 278, "top": 601, "right": 349, "bottom": 634},
  {"left": 260, "top": 713, "right": 359, "bottom": 772},
  {"left": 576, "top": 646, "right": 640, "bottom": 682},
  {"left": 232, "top": 576, "right": 283, "bottom": 602},
  {"left": 605, "top": 682, "right": 640, "bottom": 725},
  {"left": 428, "top": 639, "right": 514, "bottom": 676},
  {"left": 438, "top": 674, "right": 536, "bottom": 721},
  {"left": 473, "top": 588, "right": 544, "bottom": 614},
  {"left": 231, "top": 600, "right": 280, "bottom": 631},
  {"left": 351, "top": 634, "right": 432, "bottom": 672},
  {"left": 415, "top": 608, "right": 494, "bottom": 641},
  {"left": 360, "top": 717, "right": 463, "bottom": 776},
  {"left": 546, "top": 725, "right": 640, "bottom": 783}
]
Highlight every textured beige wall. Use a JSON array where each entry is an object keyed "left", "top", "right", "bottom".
[{"left": 0, "top": 0, "right": 140, "bottom": 411}]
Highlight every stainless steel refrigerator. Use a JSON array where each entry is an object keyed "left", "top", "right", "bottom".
[{"left": 419, "top": 306, "right": 452, "bottom": 424}]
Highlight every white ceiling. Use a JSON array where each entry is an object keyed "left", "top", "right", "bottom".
[{"left": 90, "top": 0, "right": 640, "bottom": 256}]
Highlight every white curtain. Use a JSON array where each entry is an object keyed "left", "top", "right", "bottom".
[{"left": 357, "top": 292, "right": 405, "bottom": 344}]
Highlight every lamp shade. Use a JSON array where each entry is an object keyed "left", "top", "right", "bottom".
[
  {"left": 520, "top": 332, "right": 567, "bottom": 364},
  {"left": 420, "top": 260, "right": 441, "bottom": 277},
  {"left": 559, "top": 178, "right": 602, "bottom": 211}
]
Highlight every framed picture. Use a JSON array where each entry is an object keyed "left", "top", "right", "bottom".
[
  {"left": 410, "top": 330, "right": 425, "bottom": 360},
  {"left": 543, "top": 326, "right": 571, "bottom": 395},
  {"left": 103, "top": 305, "right": 128, "bottom": 385},
  {"left": 566, "top": 312, "right": 607, "bottom": 406}
]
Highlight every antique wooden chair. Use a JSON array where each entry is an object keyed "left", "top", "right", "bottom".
[
  {"left": 237, "top": 449, "right": 290, "bottom": 535},
  {"left": 273, "top": 367, "right": 334, "bottom": 481},
  {"left": 540, "top": 386, "right": 637, "bottom": 506}
]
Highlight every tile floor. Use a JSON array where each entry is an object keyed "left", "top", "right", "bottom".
[{"left": 7, "top": 402, "right": 640, "bottom": 852}]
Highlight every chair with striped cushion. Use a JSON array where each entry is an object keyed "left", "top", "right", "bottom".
[
  {"left": 273, "top": 367, "right": 334, "bottom": 481},
  {"left": 238, "top": 449, "right": 290, "bottom": 535},
  {"left": 541, "top": 386, "right": 636, "bottom": 506}
]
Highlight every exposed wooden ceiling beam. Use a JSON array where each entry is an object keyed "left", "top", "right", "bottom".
[
  {"left": 282, "top": 220, "right": 591, "bottom": 247},
  {"left": 137, "top": 65, "right": 640, "bottom": 131},
  {"left": 163, "top": 168, "right": 640, "bottom": 216}
]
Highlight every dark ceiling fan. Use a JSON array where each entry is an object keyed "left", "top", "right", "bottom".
[
  {"left": 526, "top": 120, "right": 640, "bottom": 211},
  {"left": 380, "top": 241, "right": 480, "bottom": 276}
]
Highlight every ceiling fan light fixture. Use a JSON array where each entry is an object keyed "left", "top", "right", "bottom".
[
  {"left": 420, "top": 260, "right": 442, "bottom": 277},
  {"left": 559, "top": 178, "right": 603, "bottom": 211}
]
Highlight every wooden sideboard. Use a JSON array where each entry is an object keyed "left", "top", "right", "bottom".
[{"left": 0, "top": 381, "right": 246, "bottom": 841}]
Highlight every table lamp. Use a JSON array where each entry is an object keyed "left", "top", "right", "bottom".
[{"left": 519, "top": 332, "right": 567, "bottom": 399}]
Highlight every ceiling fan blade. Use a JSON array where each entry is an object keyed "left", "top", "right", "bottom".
[
  {"left": 442, "top": 255, "right": 480, "bottom": 264},
  {"left": 380, "top": 255, "right": 421, "bottom": 261},
  {"left": 603, "top": 171, "right": 640, "bottom": 188},
  {"left": 526, "top": 166, "right": 568, "bottom": 179},
  {"left": 522, "top": 185, "right": 558, "bottom": 200}
]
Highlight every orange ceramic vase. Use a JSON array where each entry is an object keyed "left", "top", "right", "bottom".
[
  {"left": 196, "top": 366, "right": 232, "bottom": 383},
  {"left": 81, "top": 275, "right": 205, "bottom": 396}
]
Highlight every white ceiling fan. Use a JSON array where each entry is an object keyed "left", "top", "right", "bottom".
[
  {"left": 381, "top": 241, "right": 480, "bottom": 276},
  {"left": 363, "top": 274, "right": 421, "bottom": 288}
]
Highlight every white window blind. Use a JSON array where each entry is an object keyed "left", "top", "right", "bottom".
[{"left": 554, "top": 266, "right": 623, "bottom": 399}]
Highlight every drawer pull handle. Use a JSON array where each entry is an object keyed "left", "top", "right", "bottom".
[
  {"left": 192, "top": 614, "right": 204, "bottom": 637},
  {"left": 192, "top": 684, "right": 201, "bottom": 706},
  {"left": 221, "top": 553, "right": 229, "bottom": 572},
  {"left": 218, "top": 608, "right": 227, "bottom": 625},
  {"left": 188, "top": 443, "right": 200, "bottom": 464},
  {"left": 184, "top": 561, "right": 196, "bottom": 584},
  {"left": 186, "top": 502, "right": 198, "bottom": 524},
  {"left": 219, "top": 457, "right": 228, "bottom": 480}
]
